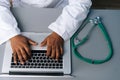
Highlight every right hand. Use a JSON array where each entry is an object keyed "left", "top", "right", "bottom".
[{"left": 10, "top": 35, "right": 37, "bottom": 64}]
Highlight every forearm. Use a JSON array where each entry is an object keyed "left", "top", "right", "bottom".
[
  {"left": 0, "top": 1, "right": 20, "bottom": 45},
  {"left": 48, "top": 0, "right": 92, "bottom": 41}
]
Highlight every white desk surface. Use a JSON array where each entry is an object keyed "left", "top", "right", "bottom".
[{"left": 0, "top": 9, "right": 120, "bottom": 80}]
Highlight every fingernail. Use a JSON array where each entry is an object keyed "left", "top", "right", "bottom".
[
  {"left": 26, "top": 60, "right": 28, "bottom": 63},
  {"left": 21, "top": 62, "right": 24, "bottom": 65},
  {"left": 56, "top": 59, "right": 58, "bottom": 61},
  {"left": 14, "top": 61, "right": 17, "bottom": 64}
]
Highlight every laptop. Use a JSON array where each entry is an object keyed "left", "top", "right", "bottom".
[{"left": 2, "top": 7, "right": 71, "bottom": 75}]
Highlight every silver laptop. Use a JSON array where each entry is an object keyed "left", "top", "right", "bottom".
[{"left": 2, "top": 7, "right": 71, "bottom": 75}]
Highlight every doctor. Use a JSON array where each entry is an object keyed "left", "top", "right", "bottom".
[{"left": 0, "top": 0, "right": 92, "bottom": 64}]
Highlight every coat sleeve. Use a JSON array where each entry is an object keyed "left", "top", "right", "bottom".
[
  {"left": 0, "top": 0, "right": 20, "bottom": 45},
  {"left": 48, "top": 0, "right": 92, "bottom": 41}
]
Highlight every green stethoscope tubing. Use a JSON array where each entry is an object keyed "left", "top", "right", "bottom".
[{"left": 71, "top": 17, "right": 113, "bottom": 64}]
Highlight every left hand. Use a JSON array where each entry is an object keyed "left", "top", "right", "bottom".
[{"left": 41, "top": 32, "right": 64, "bottom": 60}]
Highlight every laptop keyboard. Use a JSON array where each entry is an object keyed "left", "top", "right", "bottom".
[{"left": 11, "top": 50, "right": 63, "bottom": 69}]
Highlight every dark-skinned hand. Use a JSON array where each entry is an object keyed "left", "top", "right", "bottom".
[
  {"left": 41, "top": 32, "right": 64, "bottom": 60},
  {"left": 10, "top": 35, "right": 37, "bottom": 64}
]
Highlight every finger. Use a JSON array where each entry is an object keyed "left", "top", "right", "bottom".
[
  {"left": 13, "top": 52, "right": 17, "bottom": 64},
  {"left": 46, "top": 45, "right": 52, "bottom": 57},
  {"left": 24, "top": 45, "right": 31, "bottom": 57},
  {"left": 16, "top": 50, "right": 24, "bottom": 64},
  {"left": 20, "top": 48, "right": 28, "bottom": 61},
  {"left": 60, "top": 45, "right": 63, "bottom": 56},
  {"left": 56, "top": 46, "right": 60, "bottom": 60},
  {"left": 28, "top": 39, "right": 38, "bottom": 46},
  {"left": 51, "top": 45, "right": 56, "bottom": 59},
  {"left": 40, "top": 38, "right": 47, "bottom": 47}
]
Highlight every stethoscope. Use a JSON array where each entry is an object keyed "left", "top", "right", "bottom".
[{"left": 71, "top": 17, "right": 113, "bottom": 64}]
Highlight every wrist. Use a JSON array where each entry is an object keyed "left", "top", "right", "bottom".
[{"left": 52, "top": 32, "right": 64, "bottom": 41}]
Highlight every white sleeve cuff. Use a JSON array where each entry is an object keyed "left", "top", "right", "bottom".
[
  {"left": 48, "top": 22, "right": 68, "bottom": 41},
  {"left": 0, "top": 28, "right": 21, "bottom": 45},
  {"left": 48, "top": 0, "right": 91, "bottom": 41}
]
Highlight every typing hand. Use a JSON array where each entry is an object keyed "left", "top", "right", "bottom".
[
  {"left": 10, "top": 35, "right": 37, "bottom": 64},
  {"left": 41, "top": 32, "right": 64, "bottom": 60}
]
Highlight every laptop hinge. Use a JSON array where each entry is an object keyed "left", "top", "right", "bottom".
[{"left": 9, "top": 71, "right": 64, "bottom": 76}]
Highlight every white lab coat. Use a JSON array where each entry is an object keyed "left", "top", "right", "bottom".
[{"left": 0, "top": 0, "right": 92, "bottom": 45}]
